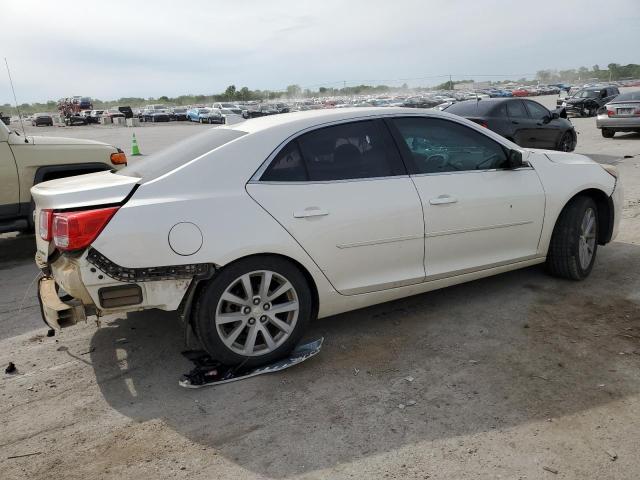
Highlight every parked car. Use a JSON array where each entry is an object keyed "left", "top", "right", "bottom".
[
  {"left": 78, "top": 97, "right": 93, "bottom": 109},
  {"left": 169, "top": 107, "right": 188, "bottom": 121},
  {"left": 402, "top": 97, "right": 440, "bottom": 108},
  {"left": 0, "top": 120, "right": 126, "bottom": 234},
  {"left": 64, "top": 114, "right": 88, "bottom": 126},
  {"left": 32, "top": 107, "right": 621, "bottom": 367},
  {"left": 511, "top": 88, "right": 530, "bottom": 97},
  {"left": 115, "top": 106, "right": 134, "bottom": 119},
  {"left": 187, "top": 107, "right": 213, "bottom": 122},
  {"left": 199, "top": 108, "right": 224, "bottom": 124},
  {"left": 274, "top": 103, "right": 290, "bottom": 113},
  {"left": 141, "top": 105, "right": 170, "bottom": 122},
  {"left": 31, "top": 113, "right": 53, "bottom": 126},
  {"left": 242, "top": 104, "right": 278, "bottom": 119},
  {"left": 213, "top": 103, "right": 243, "bottom": 114},
  {"left": 596, "top": 90, "right": 640, "bottom": 138},
  {"left": 556, "top": 86, "right": 620, "bottom": 117},
  {"left": 444, "top": 98, "right": 576, "bottom": 151},
  {"left": 103, "top": 108, "right": 126, "bottom": 120},
  {"left": 87, "top": 110, "right": 105, "bottom": 124}
]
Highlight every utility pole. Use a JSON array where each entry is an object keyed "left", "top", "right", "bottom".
[{"left": 449, "top": 74, "right": 452, "bottom": 90}]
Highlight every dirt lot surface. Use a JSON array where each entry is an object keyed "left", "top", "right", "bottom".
[{"left": 1, "top": 94, "right": 640, "bottom": 479}]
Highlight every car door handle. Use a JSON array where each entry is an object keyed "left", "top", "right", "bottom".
[
  {"left": 429, "top": 195, "right": 458, "bottom": 205},
  {"left": 293, "top": 208, "right": 329, "bottom": 218},
  {"left": 511, "top": 121, "right": 519, "bottom": 124}
]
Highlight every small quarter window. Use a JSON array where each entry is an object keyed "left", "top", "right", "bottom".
[{"left": 261, "top": 141, "right": 307, "bottom": 181}]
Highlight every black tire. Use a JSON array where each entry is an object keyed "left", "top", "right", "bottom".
[
  {"left": 194, "top": 256, "right": 313, "bottom": 367},
  {"left": 601, "top": 128, "right": 615, "bottom": 138},
  {"left": 558, "top": 131, "right": 574, "bottom": 152},
  {"left": 546, "top": 196, "right": 598, "bottom": 280}
]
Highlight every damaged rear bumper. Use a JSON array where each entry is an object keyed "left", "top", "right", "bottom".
[
  {"left": 37, "top": 276, "right": 87, "bottom": 329},
  {"left": 35, "top": 248, "right": 213, "bottom": 329}
]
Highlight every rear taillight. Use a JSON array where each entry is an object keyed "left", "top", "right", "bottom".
[
  {"left": 607, "top": 109, "right": 615, "bottom": 117},
  {"left": 51, "top": 207, "right": 119, "bottom": 251},
  {"left": 39, "top": 209, "right": 53, "bottom": 241}
]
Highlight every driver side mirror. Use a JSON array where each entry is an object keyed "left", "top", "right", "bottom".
[{"left": 507, "top": 149, "right": 524, "bottom": 169}]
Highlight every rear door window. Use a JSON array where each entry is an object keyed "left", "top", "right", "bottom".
[
  {"left": 261, "top": 120, "right": 405, "bottom": 182},
  {"left": 506, "top": 101, "right": 528, "bottom": 118}
]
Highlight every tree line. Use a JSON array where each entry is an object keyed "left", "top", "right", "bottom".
[
  {"left": 536, "top": 63, "right": 640, "bottom": 83},
  {"left": 2, "top": 63, "right": 638, "bottom": 116}
]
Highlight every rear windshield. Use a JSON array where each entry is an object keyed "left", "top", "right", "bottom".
[
  {"left": 117, "top": 128, "right": 247, "bottom": 181},
  {"left": 612, "top": 91, "right": 640, "bottom": 102},
  {"left": 444, "top": 100, "right": 498, "bottom": 116}
]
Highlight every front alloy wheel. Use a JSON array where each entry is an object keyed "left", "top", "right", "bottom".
[
  {"left": 194, "top": 256, "right": 312, "bottom": 366},
  {"left": 546, "top": 195, "right": 598, "bottom": 280},
  {"left": 578, "top": 207, "right": 597, "bottom": 271}
]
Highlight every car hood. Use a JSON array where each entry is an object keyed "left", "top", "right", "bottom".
[
  {"left": 28, "top": 136, "right": 112, "bottom": 147},
  {"left": 530, "top": 149, "right": 597, "bottom": 165}
]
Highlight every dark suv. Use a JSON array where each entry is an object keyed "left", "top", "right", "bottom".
[{"left": 556, "top": 86, "right": 619, "bottom": 117}]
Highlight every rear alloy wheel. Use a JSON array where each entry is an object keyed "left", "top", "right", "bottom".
[
  {"left": 558, "top": 132, "right": 573, "bottom": 152},
  {"left": 601, "top": 128, "right": 615, "bottom": 138},
  {"left": 194, "top": 257, "right": 312, "bottom": 366},
  {"left": 546, "top": 196, "right": 598, "bottom": 280}
]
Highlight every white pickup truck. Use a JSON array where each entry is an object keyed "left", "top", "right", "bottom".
[{"left": 0, "top": 120, "right": 127, "bottom": 233}]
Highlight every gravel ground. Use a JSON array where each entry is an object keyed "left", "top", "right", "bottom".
[{"left": 1, "top": 93, "right": 639, "bottom": 479}]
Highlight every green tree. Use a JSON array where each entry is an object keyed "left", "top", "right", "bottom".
[
  {"left": 239, "top": 87, "right": 250, "bottom": 101},
  {"left": 536, "top": 70, "right": 551, "bottom": 83},
  {"left": 224, "top": 85, "right": 236, "bottom": 100},
  {"left": 286, "top": 84, "right": 301, "bottom": 98}
]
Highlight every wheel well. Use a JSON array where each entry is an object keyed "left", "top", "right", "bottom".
[
  {"left": 188, "top": 253, "right": 320, "bottom": 330},
  {"left": 564, "top": 189, "right": 612, "bottom": 245}
]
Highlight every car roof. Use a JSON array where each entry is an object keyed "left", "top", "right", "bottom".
[{"left": 228, "top": 107, "right": 453, "bottom": 135}]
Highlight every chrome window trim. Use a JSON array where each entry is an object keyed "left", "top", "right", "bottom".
[
  {"left": 251, "top": 174, "right": 411, "bottom": 186},
  {"left": 248, "top": 112, "right": 524, "bottom": 184},
  {"left": 409, "top": 164, "right": 533, "bottom": 178}
]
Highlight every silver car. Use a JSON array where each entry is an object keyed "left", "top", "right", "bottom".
[{"left": 596, "top": 91, "right": 640, "bottom": 138}]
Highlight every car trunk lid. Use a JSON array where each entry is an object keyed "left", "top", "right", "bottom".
[{"left": 32, "top": 171, "right": 139, "bottom": 260}]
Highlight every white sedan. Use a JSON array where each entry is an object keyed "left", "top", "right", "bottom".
[{"left": 32, "top": 108, "right": 623, "bottom": 366}]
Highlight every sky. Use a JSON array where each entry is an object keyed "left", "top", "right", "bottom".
[{"left": 1, "top": 0, "right": 639, "bottom": 104}]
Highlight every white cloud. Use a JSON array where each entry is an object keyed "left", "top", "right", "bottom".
[{"left": 1, "top": 0, "right": 638, "bottom": 103}]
